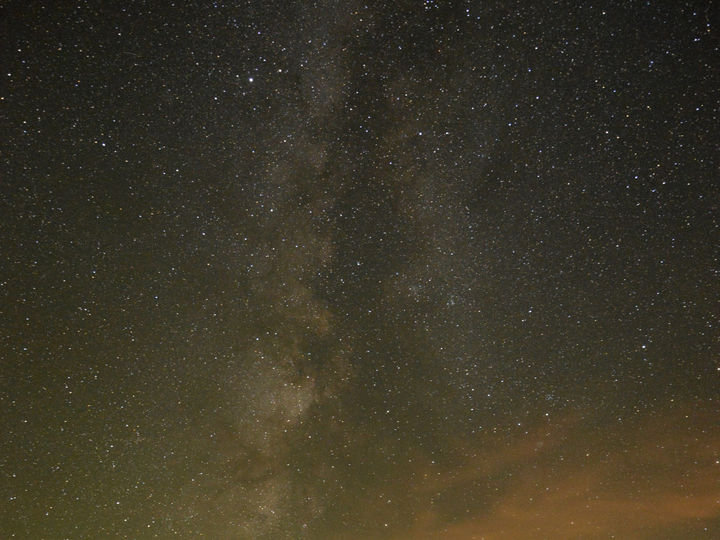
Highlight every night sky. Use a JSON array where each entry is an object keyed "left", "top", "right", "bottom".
[{"left": 1, "top": 1, "right": 719, "bottom": 538}]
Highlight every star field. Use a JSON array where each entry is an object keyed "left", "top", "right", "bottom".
[{"left": 1, "top": 1, "right": 718, "bottom": 538}]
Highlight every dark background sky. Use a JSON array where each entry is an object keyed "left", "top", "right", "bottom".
[{"left": 1, "top": 1, "right": 718, "bottom": 538}]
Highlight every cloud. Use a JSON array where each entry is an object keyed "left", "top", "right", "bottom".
[{"left": 373, "top": 403, "right": 720, "bottom": 539}]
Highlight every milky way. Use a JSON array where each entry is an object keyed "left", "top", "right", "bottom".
[{"left": 1, "top": 1, "right": 718, "bottom": 538}]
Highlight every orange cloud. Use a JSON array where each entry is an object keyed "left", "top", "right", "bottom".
[{"left": 387, "top": 402, "right": 720, "bottom": 539}]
